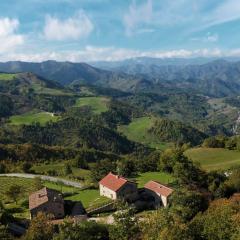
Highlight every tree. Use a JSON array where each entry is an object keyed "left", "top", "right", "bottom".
[
  {"left": 22, "top": 212, "right": 54, "bottom": 240},
  {"left": 33, "top": 177, "right": 43, "bottom": 191},
  {"left": 5, "top": 185, "right": 22, "bottom": 204},
  {"left": 74, "top": 155, "right": 89, "bottom": 169},
  {"left": 141, "top": 209, "right": 193, "bottom": 240},
  {"left": 22, "top": 162, "right": 32, "bottom": 173},
  {"left": 190, "top": 198, "right": 240, "bottom": 240},
  {"left": 90, "top": 159, "right": 116, "bottom": 182},
  {"left": 0, "top": 163, "right": 6, "bottom": 174},
  {"left": 54, "top": 220, "right": 109, "bottom": 240},
  {"left": 109, "top": 203, "right": 139, "bottom": 240},
  {"left": 117, "top": 159, "right": 137, "bottom": 177},
  {"left": 170, "top": 189, "right": 208, "bottom": 222},
  {"left": 64, "top": 163, "right": 72, "bottom": 175}
]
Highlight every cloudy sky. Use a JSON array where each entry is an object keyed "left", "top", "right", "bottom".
[{"left": 1, "top": 0, "right": 240, "bottom": 62}]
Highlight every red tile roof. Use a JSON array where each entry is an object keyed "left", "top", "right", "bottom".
[
  {"left": 29, "top": 187, "right": 63, "bottom": 210},
  {"left": 99, "top": 172, "right": 129, "bottom": 192},
  {"left": 144, "top": 181, "right": 173, "bottom": 197}
]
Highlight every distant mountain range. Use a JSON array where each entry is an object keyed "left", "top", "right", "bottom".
[{"left": 1, "top": 58, "right": 240, "bottom": 97}]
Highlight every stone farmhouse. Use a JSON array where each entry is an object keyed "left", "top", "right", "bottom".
[
  {"left": 99, "top": 172, "right": 138, "bottom": 200},
  {"left": 29, "top": 187, "right": 65, "bottom": 219},
  {"left": 144, "top": 180, "right": 173, "bottom": 207}
]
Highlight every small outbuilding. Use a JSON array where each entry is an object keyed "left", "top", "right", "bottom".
[
  {"left": 99, "top": 172, "right": 137, "bottom": 200},
  {"left": 29, "top": 187, "right": 65, "bottom": 219},
  {"left": 144, "top": 181, "right": 173, "bottom": 207}
]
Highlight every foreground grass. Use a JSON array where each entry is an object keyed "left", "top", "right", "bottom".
[
  {"left": 185, "top": 147, "right": 240, "bottom": 171},
  {"left": 74, "top": 96, "right": 109, "bottom": 114},
  {"left": 118, "top": 117, "right": 171, "bottom": 150},
  {"left": 9, "top": 111, "right": 60, "bottom": 125},
  {"left": 136, "top": 172, "right": 175, "bottom": 188},
  {"left": 0, "top": 73, "right": 16, "bottom": 81}
]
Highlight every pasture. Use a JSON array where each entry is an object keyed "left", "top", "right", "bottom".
[
  {"left": 0, "top": 73, "right": 17, "bottom": 81},
  {"left": 74, "top": 96, "right": 109, "bottom": 114},
  {"left": 185, "top": 147, "right": 240, "bottom": 171},
  {"left": 9, "top": 111, "right": 59, "bottom": 125},
  {"left": 136, "top": 172, "right": 175, "bottom": 188},
  {"left": 118, "top": 117, "right": 171, "bottom": 150}
]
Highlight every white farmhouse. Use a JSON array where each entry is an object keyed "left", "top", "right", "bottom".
[
  {"left": 99, "top": 172, "right": 137, "bottom": 200},
  {"left": 144, "top": 180, "right": 173, "bottom": 207}
]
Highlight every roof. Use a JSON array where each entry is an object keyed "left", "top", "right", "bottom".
[
  {"left": 29, "top": 187, "right": 64, "bottom": 210},
  {"left": 144, "top": 181, "right": 173, "bottom": 197},
  {"left": 99, "top": 172, "right": 131, "bottom": 192}
]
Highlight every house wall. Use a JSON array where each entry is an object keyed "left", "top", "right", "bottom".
[
  {"left": 100, "top": 184, "right": 117, "bottom": 200},
  {"left": 144, "top": 189, "right": 168, "bottom": 208},
  {"left": 30, "top": 201, "right": 65, "bottom": 219},
  {"left": 117, "top": 183, "right": 138, "bottom": 201}
]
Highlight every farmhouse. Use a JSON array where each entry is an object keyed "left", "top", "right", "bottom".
[
  {"left": 29, "top": 187, "right": 65, "bottom": 219},
  {"left": 144, "top": 181, "right": 173, "bottom": 207},
  {"left": 99, "top": 172, "right": 137, "bottom": 200}
]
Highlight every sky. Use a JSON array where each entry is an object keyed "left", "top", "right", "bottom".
[{"left": 0, "top": 0, "right": 240, "bottom": 62}]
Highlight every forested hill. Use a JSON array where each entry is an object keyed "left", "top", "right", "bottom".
[{"left": 2, "top": 59, "right": 240, "bottom": 97}]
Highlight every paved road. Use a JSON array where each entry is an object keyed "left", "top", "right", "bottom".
[{"left": 0, "top": 173, "right": 83, "bottom": 189}]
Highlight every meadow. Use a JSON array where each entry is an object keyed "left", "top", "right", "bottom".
[
  {"left": 0, "top": 73, "right": 17, "bottom": 81},
  {"left": 185, "top": 147, "right": 240, "bottom": 171},
  {"left": 135, "top": 172, "right": 175, "bottom": 187},
  {"left": 74, "top": 96, "right": 109, "bottom": 114},
  {"left": 118, "top": 116, "right": 171, "bottom": 150},
  {"left": 9, "top": 111, "right": 59, "bottom": 125}
]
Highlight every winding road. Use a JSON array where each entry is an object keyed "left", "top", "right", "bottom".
[{"left": 0, "top": 173, "right": 83, "bottom": 189}]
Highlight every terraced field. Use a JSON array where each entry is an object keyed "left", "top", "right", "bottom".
[
  {"left": 9, "top": 111, "right": 60, "bottom": 125},
  {"left": 118, "top": 117, "right": 171, "bottom": 150},
  {"left": 74, "top": 96, "right": 109, "bottom": 114},
  {"left": 185, "top": 147, "right": 240, "bottom": 171}
]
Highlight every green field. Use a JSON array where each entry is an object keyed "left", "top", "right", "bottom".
[
  {"left": 136, "top": 172, "right": 175, "bottom": 188},
  {"left": 9, "top": 111, "right": 60, "bottom": 125},
  {"left": 0, "top": 73, "right": 17, "bottom": 81},
  {"left": 74, "top": 97, "right": 109, "bottom": 114},
  {"left": 118, "top": 117, "right": 171, "bottom": 150},
  {"left": 185, "top": 147, "right": 240, "bottom": 171}
]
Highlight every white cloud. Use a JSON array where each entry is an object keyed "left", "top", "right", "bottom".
[
  {"left": 203, "top": 0, "right": 240, "bottom": 29},
  {"left": 124, "top": 0, "right": 153, "bottom": 36},
  {"left": 43, "top": 10, "right": 94, "bottom": 41},
  {"left": 0, "top": 18, "right": 24, "bottom": 54},
  {"left": 1, "top": 46, "right": 234, "bottom": 63},
  {"left": 191, "top": 32, "right": 219, "bottom": 43}
]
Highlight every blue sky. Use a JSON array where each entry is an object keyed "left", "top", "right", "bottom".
[{"left": 0, "top": 0, "right": 240, "bottom": 62}]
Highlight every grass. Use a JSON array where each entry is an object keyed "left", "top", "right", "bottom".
[
  {"left": 135, "top": 172, "right": 175, "bottom": 188},
  {"left": 74, "top": 97, "right": 109, "bottom": 114},
  {"left": 65, "top": 189, "right": 111, "bottom": 210},
  {"left": 0, "top": 73, "right": 17, "bottom": 81},
  {"left": 9, "top": 110, "right": 60, "bottom": 126},
  {"left": 185, "top": 147, "right": 240, "bottom": 171},
  {"left": 118, "top": 117, "right": 172, "bottom": 150}
]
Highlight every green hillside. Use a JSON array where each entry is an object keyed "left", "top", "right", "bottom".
[
  {"left": 9, "top": 111, "right": 60, "bottom": 126},
  {"left": 0, "top": 73, "right": 17, "bottom": 81},
  {"left": 118, "top": 116, "right": 170, "bottom": 150},
  {"left": 74, "top": 96, "right": 109, "bottom": 114},
  {"left": 185, "top": 147, "right": 240, "bottom": 171}
]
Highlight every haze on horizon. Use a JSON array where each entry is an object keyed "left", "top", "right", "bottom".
[{"left": 1, "top": 0, "right": 240, "bottom": 62}]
